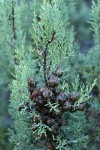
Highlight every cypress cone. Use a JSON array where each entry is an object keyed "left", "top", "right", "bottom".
[{"left": 69, "top": 91, "right": 79, "bottom": 103}]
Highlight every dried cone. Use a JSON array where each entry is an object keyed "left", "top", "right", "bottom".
[
  {"left": 54, "top": 88, "right": 61, "bottom": 95},
  {"left": 36, "top": 95, "right": 44, "bottom": 104},
  {"left": 69, "top": 91, "right": 79, "bottom": 103},
  {"left": 56, "top": 93, "right": 67, "bottom": 105},
  {"left": 42, "top": 89, "right": 53, "bottom": 99},
  {"left": 27, "top": 77, "right": 37, "bottom": 87},
  {"left": 31, "top": 89, "right": 40, "bottom": 99},
  {"left": 62, "top": 100, "right": 72, "bottom": 111},
  {"left": 48, "top": 75, "right": 60, "bottom": 88}
]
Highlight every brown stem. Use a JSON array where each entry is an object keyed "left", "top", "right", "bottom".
[
  {"left": 43, "top": 49, "right": 48, "bottom": 86},
  {"left": 43, "top": 31, "right": 56, "bottom": 86},
  {"left": 12, "top": 0, "right": 16, "bottom": 40},
  {"left": 11, "top": 0, "right": 19, "bottom": 65},
  {"left": 47, "top": 61, "right": 52, "bottom": 77}
]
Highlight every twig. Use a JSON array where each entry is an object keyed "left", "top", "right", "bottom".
[
  {"left": 47, "top": 61, "right": 52, "bottom": 77},
  {"left": 43, "top": 31, "right": 56, "bottom": 86},
  {"left": 11, "top": 0, "right": 19, "bottom": 65},
  {"left": 12, "top": 0, "right": 16, "bottom": 40}
]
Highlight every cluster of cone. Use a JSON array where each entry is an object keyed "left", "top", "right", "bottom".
[{"left": 19, "top": 68, "right": 87, "bottom": 150}]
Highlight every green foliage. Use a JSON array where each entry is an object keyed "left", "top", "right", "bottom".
[
  {"left": 31, "top": 0, "right": 74, "bottom": 76},
  {"left": 9, "top": 46, "right": 36, "bottom": 150},
  {"left": 82, "top": 1, "right": 100, "bottom": 148},
  {"left": 0, "top": 0, "right": 99, "bottom": 149},
  {"left": 66, "top": 1, "right": 100, "bottom": 149},
  {"left": 8, "top": 0, "right": 96, "bottom": 150},
  {"left": 56, "top": 112, "right": 89, "bottom": 150},
  {"left": 0, "top": 0, "right": 41, "bottom": 149},
  {"left": 83, "top": 0, "right": 100, "bottom": 88},
  {"left": 59, "top": 0, "right": 91, "bottom": 40}
]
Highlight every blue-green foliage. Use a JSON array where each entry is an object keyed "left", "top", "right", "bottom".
[
  {"left": 8, "top": 1, "right": 96, "bottom": 150},
  {"left": 0, "top": 0, "right": 99, "bottom": 149}
]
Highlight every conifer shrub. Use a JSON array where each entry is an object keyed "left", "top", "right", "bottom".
[
  {"left": 8, "top": 0, "right": 96, "bottom": 150},
  {"left": 1, "top": 0, "right": 99, "bottom": 150}
]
